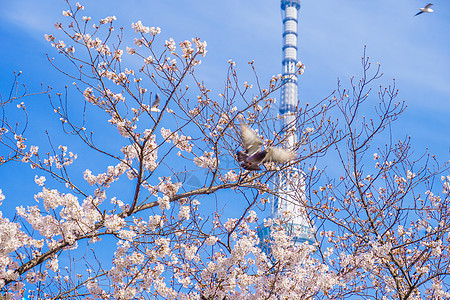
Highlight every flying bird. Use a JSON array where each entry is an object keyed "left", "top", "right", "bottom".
[
  {"left": 415, "top": 3, "right": 434, "bottom": 16},
  {"left": 236, "top": 124, "right": 296, "bottom": 171},
  {"left": 150, "top": 93, "right": 161, "bottom": 112}
]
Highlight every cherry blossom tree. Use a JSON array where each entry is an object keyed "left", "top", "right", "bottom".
[
  {"left": 0, "top": 71, "right": 50, "bottom": 168},
  {"left": 0, "top": 1, "right": 449, "bottom": 299},
  {"left": 307, "top": 62, "right": 450, "bottom": 299}
]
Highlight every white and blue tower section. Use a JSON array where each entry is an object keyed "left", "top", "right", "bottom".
[{"left": 257, "top": 0, "right": 314, "bottom": 250}]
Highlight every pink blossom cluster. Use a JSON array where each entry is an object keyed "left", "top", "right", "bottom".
[
  {"left": 194, "top": 151, "right": 217, "bottom": 169},
  {"left": 158, "top": 177, "right": 182, "bottom": 197},
  {"left": 197, "top": 219, "right": 337, "bottom": 299},
  {"left": 165, "top": 38, "right": 176, "bottom": 52},
  {"left": 178, "top": 38, "right": 207, "bottom": 65},
  {"left": 223, "top": 170, "right": 238, "bottom": 183},
  {"left": 100, "top": 16, "right": 117, "bottom": 25},
  {"left": 0, "top": 210, "right": 37, "bottom": 286},
  {"left": 131, "top": 21, "right": 160, "bottom": 36},
  {"left": 160, "top": 127, "right": 193, "bottom": 153},
  {"left": 109, "top": 115, "right": 137, "bottom": 138},
  {"left": 16, "top": 188, "right": 102, "bottom": 245},
  {"left": 41, "top": 145, "right": 77, "bottom": 170}
]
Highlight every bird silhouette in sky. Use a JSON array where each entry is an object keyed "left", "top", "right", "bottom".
[
  {"left": 150, "top": 93, "right": 161, "bottom": 112},
  {"left": 236, "top": 124, "right": 296, "bottom": 171},
  {"left": 415, "top": 3, "right": 434, "bottom": 16}
]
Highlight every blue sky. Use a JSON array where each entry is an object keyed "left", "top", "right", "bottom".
[
  {"left": 0, "top": 0, "right": 449, "bottom": 213},
  {"left": 0, "top": 3, "right": 449, "bottom": 297}
]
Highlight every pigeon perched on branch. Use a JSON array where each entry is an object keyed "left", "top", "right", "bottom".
[
  {"left": 415, "top": 3, "right": 433, "bottom": 16},
  {"left": 237, "top": 124, "right": 296, "bottom": 171}
]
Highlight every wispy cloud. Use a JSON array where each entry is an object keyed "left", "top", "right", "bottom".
[{"left": 3, "top": 1, "right": 67, "bottom": 42}]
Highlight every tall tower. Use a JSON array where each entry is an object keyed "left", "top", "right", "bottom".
[
  {"left": 280, "top": 0, "right": 300, "bottom": 142},
  {"left": 257, "top": 0, "right": 313, "bottom": 249}
]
